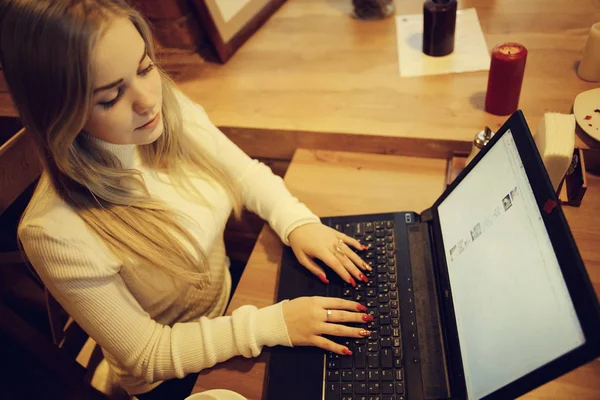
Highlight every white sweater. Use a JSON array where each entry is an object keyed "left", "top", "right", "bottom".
[{"left": 19, "top": 90, "right": 320, "bottom": 395}]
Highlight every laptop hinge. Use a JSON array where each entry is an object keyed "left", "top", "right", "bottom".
[
  {"left": 420, "top": 207, "right": 434, "bottom": 222},
  {"left": 408, "top": 222, "right": 451, "bottom": 399}
]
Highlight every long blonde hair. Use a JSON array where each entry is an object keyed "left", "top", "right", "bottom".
[{"left": 0, "top": 0, "right": 242, "bottom": 287}]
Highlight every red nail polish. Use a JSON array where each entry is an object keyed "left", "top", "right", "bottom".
[
  {"left": 349, "top": 277, "right": 356, "bottom": 288},
  {"left": 359, "top": 273, "right": 368, "bottom": 283},
  {"left": 342, "top": 348, "right": 353, "bottom": 356},
  {"left": 362, "top": 314, "right": 374, "bottom": 322},
  {"left": 362, "top": 245, "right": 369, "bottom": 251},
  {"left": 357, "top": 304, "right": 367, "bottom": 312},
  {"left": 318, "top": 274, "right": 329, "bottom": 284}
]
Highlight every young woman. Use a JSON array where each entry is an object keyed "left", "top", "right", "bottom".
[{"left": 0, "top": 0, "right": 375, "bottom": 397}]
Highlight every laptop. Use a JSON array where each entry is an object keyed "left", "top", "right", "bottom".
[{"left": 265, "top": 111, "right": 600, "bottom": 400}]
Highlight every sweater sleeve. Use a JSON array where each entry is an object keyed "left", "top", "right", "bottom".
[
  {"left": 19, "top": 225, "right": 292, "bottom": 384},
  {"left": 175, "top": 91, "right": 321, "bottom": 245}
]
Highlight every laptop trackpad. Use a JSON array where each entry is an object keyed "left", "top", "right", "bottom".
[{"left": 266, "top": 246, "right": 328, "bottom": 400}]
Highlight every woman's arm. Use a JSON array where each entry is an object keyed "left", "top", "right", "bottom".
[
  {"left": 176, "top": 91, "right": 321, "bottom": 245},
  {"left": 20, "top": 225, "right": 291, "bottom": 384}
]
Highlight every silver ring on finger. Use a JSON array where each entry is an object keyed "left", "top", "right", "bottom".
[
  {"left": 326, "top": 309, "right": 332, "bottom": 322},
  {"left": 333, "top": 238, "right": 346, "bottom": 257}
]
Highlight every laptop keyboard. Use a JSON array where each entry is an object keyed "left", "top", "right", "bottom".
[{"left": 325, "top": 220, "right": 406, "bottom": 400}]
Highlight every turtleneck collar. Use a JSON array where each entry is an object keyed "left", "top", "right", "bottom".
[{"left": 83, "top": 133, "right": 138, "bottom": 169}]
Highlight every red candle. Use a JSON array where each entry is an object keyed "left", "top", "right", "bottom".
[{"left": 485, "top": 43, "right": 528, "bottom": 116}]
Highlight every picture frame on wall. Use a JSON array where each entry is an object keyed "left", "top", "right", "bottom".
[{"left": 191, "top": 0, "right": 286, "bottom": 63}]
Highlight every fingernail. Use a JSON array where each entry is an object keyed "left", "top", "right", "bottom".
[
  {"left": 362, "top": 245, "right": 369, "bottom": 251},
  {"left": 359, "top": 329, "right": 371, "bottom": 337},
  {"left": 356, "top": 304, "right": 367, "bottom": 312},
  {"left": 319, "top": 274, "right": 329, "bottom": 284},
  {"left": 363, "top": 262, "right": 372, "bottom": 272},
  {"left": 362, "top": 314, "right": 374, "bottom": 322},
  {"left": 349, "top": 277, "right": 356, "bottom": 288},
  {"left": 359, "top": 273, "right": 368, "bottom": 283},
  {"left": 342, "top": 348, "right": 353, "bottom": 356}
]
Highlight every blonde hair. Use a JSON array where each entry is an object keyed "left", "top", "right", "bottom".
[{"left": 0, "top": 0, "right": 242, "bottom": 287}]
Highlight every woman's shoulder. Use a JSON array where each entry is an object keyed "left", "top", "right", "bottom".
[{"left": 19, "top": 176, "right": 97, "bottom": 246}]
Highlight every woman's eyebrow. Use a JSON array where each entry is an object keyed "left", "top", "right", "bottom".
[{"left": 93, "top": 47, "right": 147, "bottom": 93}]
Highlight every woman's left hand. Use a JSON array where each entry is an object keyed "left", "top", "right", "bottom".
[{"left": 288, "top": 223, "right": 373, "bottom": 287}]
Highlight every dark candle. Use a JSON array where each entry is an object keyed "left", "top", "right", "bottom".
[
  {"left": 485, "top": 43, "right": 528, "bottom": 116},
  {"left": 423, "top": 0, "right": 457, "bottom": 57}
]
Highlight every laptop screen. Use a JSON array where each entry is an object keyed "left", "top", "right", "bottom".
[{"left": 437, "top": 130, "right": 586, "bottom": 399}]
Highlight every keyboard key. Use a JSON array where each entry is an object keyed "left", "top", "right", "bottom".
[
  {"left": 368, "top": 308, "right": 378, "bottom": 317},
  {"left": 385, "top": 236, "right": 393, "bottom": 243},
  {"left": 325, "top": 382, "right": 339, "bottom": 400},
  {"left": 376, "top": 238, "right": 386, "bottom": 246},
  {"left": 355, "top": 370, "right": 366, "bottom": 381},
  {"left": 376, "top": 265, "right": 388, "bottom": 274},
  {"left": 387, "top": 251, "right": 394, "bottom": 258},
  {"left": 341, "top": 354, "right": 353, "bottom": 369},
  {"left": 380, "top": 315, "right": 390, "bottom": 325},
  {"left": 393, "top": 348, "right": 402, "bottom": 358},
  {"left": 387, "top": 266, "right": 396, "bottom": 274},
  {"left": 368, "top": 369, "right": 380, "bottom": 381},
  {"left": 378, "top": 293, "right": 390, "bottom": 303},
  {"left": 390, "top": 300, "right": 398, "bottom": 309},
  {"left": 354, "top": 292, "right": 365, "bottom": 302},
  {"left": 368, "top": 354, "right": 379, "bottom": 368},
  {"left": 390, "top": 292, "right": 397, "bottom": 300},
  {"left": 395, "top": 383, "right": 405, "bottom": 394},
  {"left": 327, "top": 370, "right": 340, "bottom": 381},
  {"left": 381, "top": 326, "right": 392, "bottom": 336},
  {"left": 377, "top": 274, "right": 388, "bottom": 283},
  {"left": 356, "top": 223, "right": 365, "bottom": 237},
  {"left": 375, "top": 230, "right": 386, "bottom": 238},
  {"left": 379, "top": 305, "right": 390, "bottom": 314},
  {"left": 391, "top": 309, "right": 399, "bottom": 318},
  {"left": 377, "top": 248, "right": 386, "bottom": 255},
  {"left": 355, "top": 345, "right": 367, "bottom": 368},
  {"left": 375, "top": 222, "right": 384, "bottom": 230},
  {"left": 355, "top": 383, "right": 367, "bottom": 395},
  {"left": 341, "top": 397, "right": 352, "bottom": 400},
  {"left": 365, "top": 222, "right": 374, "bottom": 233},
  {"left": 381, "top": 370, "right": 393, "bottom": 381},
  {"left": 342, "top": 383, "right": 353, "bottom": 394},
  {"left": 355, "top": 338, "right": 367, "bottom": 345},
  {"left": 388, "top": 274, "right": 397, "bottom": 283},
  {"left": 369, "top": 331, "right": 379, "bottom": 340},
  {"left": 377, "top": 284, "right": 389, "bottom": 294},
  {"left": 376, "top": 256, "right": 387, "bottom": 265},
  {"left": 381, "top": 337, "right": 392, "bottom": 348},
  {"left": 367, "top": 342, "right": 379, "bottom": 352},
  {"left": 386, "top": 221, "right": 394, "bottom": 229},
  {"left": 367, "top": 288, "right": 377, "bottom": 297},
  {"left": 382, "top": 382, "right": 394, "bottom": 394},
  {"left": 342, "top": 370, "right": 353, "bottom": 381},
  {"left": 366, "top": 280, "right": 377, "bottom": 287},
  {"left": 343, "top": 288, "right": 354, "bottom": 297},
  {"left": 386, "top": 243, "right": 394, "bottom": 251},
  {"left": 392, "top": 318, "right": 399, "bottom": 327},
  {"left": 327, "top": 359, "right": 340, "bottom": 369},
  {"left": 367, "top": 299, "right": 377, "bottom": 308},
  {"left": 395, "top": 369, "right": 404, "bottom": 381},
  {"left": 382, "top": 348, "right": 393, "bottom": 368},
  {"left": 368, "top": 382, "right": 381, "bottom": 394},
  {"left": 344, "top": 223, "right": 355, "bottom": 236},
  {"left": 354, "top": 396, "right": 367, "bottom": 400},
  {"left": 394, "top": 358, "right": 403, "bottom": 368},
  {"left": 385, "top": 228, "right": 393, "bottom": 236},
  {"left": 366, "top": 251, "right": 375, "bottom": 259},
  {"left": 368, "top": 397, "right": 382, "bottom": 400},
  {"left": 367, "top": 321, "right": 377, "bottom": 330}
]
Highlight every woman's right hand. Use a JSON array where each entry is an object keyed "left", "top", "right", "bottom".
[{"left": 281, "top": 296, "right": 373, "bottom": 355}]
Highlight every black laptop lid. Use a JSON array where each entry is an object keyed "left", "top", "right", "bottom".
[{"left": 427, "top": 111, "right": 600, "bottom": 399}]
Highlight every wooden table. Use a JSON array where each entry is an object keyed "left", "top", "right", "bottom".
[
  {"left": 173, "top": 0, "right": 600, "bottom": 150},
  {"left": 193, "top": 148, "right": 600, "bottom": 399}
]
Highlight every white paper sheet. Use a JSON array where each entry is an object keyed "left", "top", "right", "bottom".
[{"left": 395, "top": 8, "right": 490, "bottom": 78}]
